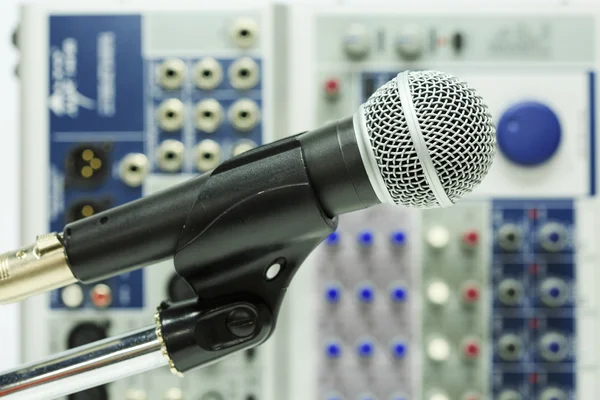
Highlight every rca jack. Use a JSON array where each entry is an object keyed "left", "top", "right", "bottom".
[
  {"left": 228, "top": 57, "right": 260, "bottom": 90},
  {"left": 156, "top": 140, "right": 185, "bottom": 172},
  {"left": 229, "top": 99, "right": 260, "bottom": 132},
  {"left": 119, "top": 153, "right": 149, "bottom": 187},
  {"left": 194, "top": 99, "right": 223, "bottom": 133},
  {"left": 156, "top": 99, "right": 185, "bottom": 132},
  {"left": 193, "top": 57, "right": 223, "bottom": 90},
  {"left": 195, "top": 139, "right": 221, "bottom": 172},
  {"left": 230, "top": 18, "right": 258, "bottom": 48},
  {"left": 157, "top": 58, "right": 186, "bottom": 90}
]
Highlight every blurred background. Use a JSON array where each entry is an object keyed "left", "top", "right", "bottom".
[{"left": 0, "top": 1, "right": 598, "bottom": 400}]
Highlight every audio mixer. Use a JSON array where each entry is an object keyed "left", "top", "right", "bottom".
[
  {"left": 287, "top": 3, "right": 600, "bottom": 400},
  {"left": 17, "top": 2, "right": 288, "bottom": 399}
]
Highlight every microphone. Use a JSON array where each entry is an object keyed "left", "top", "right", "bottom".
[{"left": 0, "top": 70, "right": 496, "bottom": 304}]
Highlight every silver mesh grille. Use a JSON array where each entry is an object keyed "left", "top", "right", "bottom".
[{"left": 362, "top": 70, "right": 496, "bottom": 208}]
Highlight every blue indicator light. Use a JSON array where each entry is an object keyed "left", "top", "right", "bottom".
[
  {"left": 358, "top": 341, "right": 374, "bottom": 357},
  {"left": 391, "top": 230, "right": 406, "bottom": 246},
  {"left": 391, "top": 286, "right": 407, "bottom": 303},
  {"left": 392, "top": 341, "right": 407, "bottom": 358},
  {"left": 548, "top": 232, "right": 561, "bottom": 243},
  {"left": 326, "top": 286, "right": 342, "bottom": 304},
  {"left": 358, "top": 230, "right": 374, "bottom": 246},
  {"left": 549, "top": 287, "right": 561, "bottom": 298},
  {"left": 326, "top": 232, "right": 340, "bottom": 245},
  {"left": 548, "top": 342, "right": 561, "bottom": 353},
  {"left": 326, "top": 342, "right": 342, "bottom": 359},
  {"left": 358, "top": 285, "right": 375, "bottom": 303}
]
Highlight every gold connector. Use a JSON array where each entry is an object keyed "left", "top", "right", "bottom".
[{"left": 0, "top": 233, "right": 75, "bottom": 304}]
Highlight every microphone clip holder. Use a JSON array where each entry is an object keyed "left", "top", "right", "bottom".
[{"left": 159, "top": 138, "right": 338, "bottom": 374}]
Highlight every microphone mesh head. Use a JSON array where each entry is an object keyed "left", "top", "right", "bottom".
[{"left": 362, "top": 70, "right": 496, "bottom": 208}]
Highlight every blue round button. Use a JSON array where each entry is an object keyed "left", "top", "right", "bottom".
[
  {"left": 358, "top": 340, "right": 374, "bottom": 358},
  {"left": 326, "top": 342, "right": 342, "bottom": 359},
  {"left": 497, "top": 101, "right": 561, "bottom": 166},
  {"left": 391, "top": 230, "right": 407, "bottom": 246},
  {"left": 326, "top": 232, "right": 340, "bottom": 245},
  {"left": 392, "top": 341, "right": 408, "bottom": 358},
  {"left": 358, "top": 230, "right": 374, "bottom": 247},
  {"left": 357, "top": 285, "right": 375, "bottom": 303},
  {"left": 391, "top": 286, "right": 407, "bottom": 303},
  {"left": 325, "top": 285, "right": 342, "bottom": 304}
]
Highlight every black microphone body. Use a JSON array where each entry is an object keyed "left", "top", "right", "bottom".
[{"left": 63, "top": 116, "right": 379, "bottom": 284}]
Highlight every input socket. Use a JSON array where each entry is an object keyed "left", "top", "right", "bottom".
[
  {"left": 195, "top": 99, "right": 223, "bottom": 133},
  {"left": 156, "top": 140, "right": 185, "bottom": 172},
  {"left": 195, "top": 139, "right": 221, "bottom": 172},
  {"left": 157, "top": 99, "right": 185, "bottom": 132},
  {"left": 194, "top": 58, "right": 223, "bottom": 90},
  {"left": 497, "top": 223, "right": 521, "bottom": 252},
  {"left": 233, "top": 140, "right": 257, "bottom": 157},
  {"left": 66, "top": 199, "right": 112, "bottom": 224},
  {"left": 228, "top": 57, "right": 260, "bottom": 90},
  {"left": 539, "top": 332, "right": 569, "bottom": 362},
  {"left": 229, "top": 99, "right": 260, "bottom": 132},
  {"left": 230, "top": 18, "right": 259, "bottom": 49},
  {"left": 157, "top": 58, "right": 186, "bottom": 90},
  {"left": 119, "top": 153, "right": 149, "bottom": 187},
  {"left": 539, "top": 277, "right": 569, "bottom": 307},
  {"left": 497, "top": 334, "right": 523, "bottom": 361},
  {"left": 65, "top": 144, "right": 111, "bottom": 187}
]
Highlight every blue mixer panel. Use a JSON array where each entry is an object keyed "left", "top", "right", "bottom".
[
  {"left": 492, "top": 199, "right": 576, "bottom": 400},
  {"left": 48, "top": 14, "right": 264, "bottom": 310}
]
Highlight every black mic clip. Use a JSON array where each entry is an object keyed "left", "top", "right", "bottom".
[{"left": 157, "top": 137, "right": 338, "bottom": 374}]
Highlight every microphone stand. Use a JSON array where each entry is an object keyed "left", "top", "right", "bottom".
[{"left": 0, "top": 143, "right": 338, "bottom": 399}]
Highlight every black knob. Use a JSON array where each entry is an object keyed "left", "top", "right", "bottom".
[
  {"left": 67, "top": 322, "right": 108, "bottom": 349},
  {"left": 67, "top": 385, "right": 108, "bottom": 400},
  {"left": 167, "top": 274, "right": 196, "bottom": 302}
]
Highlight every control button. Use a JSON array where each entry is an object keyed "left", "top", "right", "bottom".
[
  {"left": 426, "top": 226, "right": 450, "bottom": 249},
  {"left": 498, "top": 390, "right": 523, "bottom": 400},
  {"left": 497, "top": 223, "right": 522, "bottom": 251},
  {"left": 61, "top": 284, "right": 84, "bottom": 308},
  {"left": 325, "top": 341, "right": 342, "bottom": 359},
  {"left": 325, "top": 284, "right": 342, "bottom": 304},
  {"left": 357, "top": 230, "right": 374, "bottom": 247},
  {"left": 167, "top": 273, "right": 196, "bottom": 302},
  {"left": 540, "top": 277, "right": 569, "bottom": 307},
  {"left": 326, "top": 231, "right": 340, "bottom": 246},
  {"left": 461, "top": 281, "right": 480, "bottom": 305},
  {"left": 390, "top": 230, "right": 407, "bottom": 246},
  {"left": 357, "top": 284, "right": 375, "bottom": 303},
  {"left": 125, "top": 389, "right": 147, "bottom": 400},
  {"left": 538, "top": 388, "right": 566, "bottom": 400},
  {"left": 539, "top": 332, "right": 569, "bottom": 362},
  {"left": 538, "top": 222, "right": 568, "bottom": 252},
  {"left": 427, "top": 337, "right": 450, "bottom": 362},
  {"left": 163, "top": 388, "right": 183, "bottom": 400},
  {"left": 428, "top": 392, "right": 450, "bottom": 400},
  {"left": 392, "top": 340, "right": 408, "bottom": 359},
  {"left": 357, "top": 340, "right": 375, "bottom": 358},
  {"left": 461, "top": 338, "right": 480, "bottom": 360},
  {"left": 90, "top": 283, "right": 112, "bottom": 308},
  {"left": 497, "top": 101, "right": 561, "bottom": 166},
  {"left": 427, "top": 281, "right": 450, "bottom": 306},
  {"left": 395, "top": 26, "right": 425, "bottom": 59},
  {"left": 324, "top": 78, "right": 340, "bottom": 100},
  {"left": 462, "top": 230, "right": 479, "bottom": 249},
  {"left": 67, "top": 322, "right": 108, "bottom": 349},
  {"left": 498, "top": 334, "right": 523, "bottom": 361},
  {"left": 342, "top": 24, "right": 370, "bottom": 59},
  {"left": 390, "top": 285, "right": 408, "bottom": 303},
  {"left": 498, "top": 279, "right": 523, "bottom": 306}
]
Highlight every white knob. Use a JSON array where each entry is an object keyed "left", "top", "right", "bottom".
[
  {"left": 61, "top": 284, "right": 84, "bottom": 308},
  {"left": 427, "top": 337, "right": 451, "bottom": 362},
  {"left": 343, "top": 24, "right": 370, "bottom": 59},
  {"left": 427, "top": 281, "right": 450, "bottom": 306},
  {"left": 427, "top": 226, "right": 450, "bottom": 249}
]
